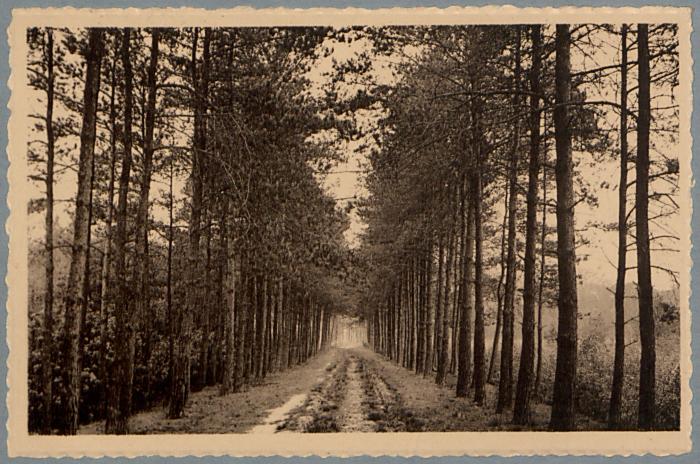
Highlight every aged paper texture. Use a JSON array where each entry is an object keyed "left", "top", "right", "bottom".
[{"left": 5, "top": 5, "right": 694, "bottom": 458}]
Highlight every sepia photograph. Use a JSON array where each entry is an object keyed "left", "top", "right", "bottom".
[{"left": 4, "top": 5, "right": 693, "bottom": 458}]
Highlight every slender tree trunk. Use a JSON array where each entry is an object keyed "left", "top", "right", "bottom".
[
  {"left": 394, "top": 286, "right": 401, "bottom": 360},
  {"left": 416, "top": 254, "right": 425, "bottom": 374},
  {"left": 271, "top": 281, "right": 279, "bottom": 369},
  {"left": 196, "top": 211, "right": 212, "bottom": 391},
  {"left": 403, "top": 271, "right": 409, "bottom": 366},
  {"left": 315, "top": 305, "right": 322, "bottom": 355},
  {"left": 246, "top": 273, "right": 256, "bottom": 380},
  {"left": 416, "top": 256, "right": 422, "bottom": 370},
  {"left": 129, "top": 27, "right": 159, "bottom": 415},
  {"left": 636, "top": 23, "right": 656, "bottom": 431},
  {"left": 314, "top": 303, "right": 321, "bottom": 355},
  {"left": 41, "top": 28, "right": 55, "bottom": 434},
  {"left": 450, "top": 225, "right": 461, "bottom": 376},
  {"left": 488, "top": 181, "right": 508, "bottom": 384},
  {"left": 141, "top": 240, "right": 152, "bottom": 405},
  {"left": 105, "top": 28, "right": 133, "bottom": 435},
  {"left": 534, "top": 127, "right": 548, "bottom": 398},
  {"left": 609, "top": 24, "right": 629, "bottom": 430},
  {"left": 98, "top": 44, "right": 118, "bottom": 418},
  {"left": 514, "top": 24, "right": 542, "bottom": 425},
  {"left": 78, "top": 119, "right": 96, "bottom": 404},
  {"left": 438, "top": 205, "right": 454, "bottom": 383},
  {"left": 166, "top": 149, "right": 175, "bottom": 396},
  {"left": 409, "top": 260, "right": 416, "bottom": 369},
  {"left": 468, "top": 86, "right": 486, "bottom": 404},
  {"left": 256, "top": 275, "right": 268, "bottom": 378},
  {"left": 211, "top": 247, "right": 225, "bottom": 385},
  {"left": 170, "top": 26, "right": 210, "bottom": 419},
  {"left": 402, "top": 270, "right": 409, "bottom": 365},
  {"left": 472, "top": 167, "right": 486, "bottom": 405},
  {"left": 220, "top": 212, "right": 237, "bottom": 395},
  {"left": 550, "top": 24, "right": 579, "bottom": 431},
  {"left": 287, "top": 291, "right": 296, "bottom": 369},
  {"left": 456, "top": 174, "right": 474, "bottom": 397},
  {"left": 497, "top": 26, "right": 522, "bottom": 414},
  {"left": 434, "top": 232, "right": 444, "bottom": 379},
  {"left": 424, "top": 245, "right": 434, "bottom": 376},
  {"left": 265, "top": 278, "right": 274, "bottom": 371},
  {"left": 59, "top": 28, "right": 103, "bottom": 435},
  {"left": 275, "top": 279, "right": 284, "bottom": 371},
  {"left": 233, "top": 260, "right": 248, "bottom": 392},
  {"left": 415, "top": 260, "right": 420, "bottom": 368}
]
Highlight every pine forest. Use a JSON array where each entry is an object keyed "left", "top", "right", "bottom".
[{"left": 25, "top": 24, "right": 683, "bottom": 435}]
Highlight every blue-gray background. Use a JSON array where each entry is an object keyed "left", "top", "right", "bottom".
[{"left": 1, "top": 1, "right": 697, "bottom": 462}]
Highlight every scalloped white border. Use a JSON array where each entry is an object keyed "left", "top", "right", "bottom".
[{"left": 5, "top": 5, "right": 694, "bottom": 458}]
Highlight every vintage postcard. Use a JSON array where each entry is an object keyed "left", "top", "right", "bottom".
[{"left": 4, "top": 5, "right": 694, "bottom": 458}]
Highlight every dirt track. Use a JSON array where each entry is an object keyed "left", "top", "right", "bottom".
[
  {"left": 81, "top": 346, "right": 590, "bottom": 435},
  {"left": 256, "top": 348, "right": 406, "bottom": 433}
]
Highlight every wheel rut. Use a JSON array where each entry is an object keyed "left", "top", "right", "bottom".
[
  {"left": 336, "top": 355, "right": 377, "bottom": 432},
  {"left": 259, "top": 349, "right": 403, "bottom": 433}
]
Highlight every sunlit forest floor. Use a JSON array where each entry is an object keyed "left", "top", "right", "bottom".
[{"left": 80, "top": 347, "right": 606, "bottom": 434}]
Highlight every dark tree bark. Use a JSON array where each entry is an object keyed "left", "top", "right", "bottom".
[
  {"left": 78, "top": 116, "right": 97, "bottom": 407},
  {"left": 402, "top": 270, "right": 409, "bottom": 367},
  {"left": 450, "top": 220, "right": 461, "bottom": 375},
  {"left": 245, "top": 271, "right": 256, "bottom": 381},
  {"left": 472, "top": 167, "right": 486, "bottom": 405},
  {"left": 170, "top": 26, "right": 210, "bottom": 419},
  {"left": 166, "top": 148, "right": 175, "bottom": 396},
  {"left": 233, "top": 261, "right": 249, "bottom": 392},
  {"left": 550, "top": 24, "right": 579, "bottom": 431},
  {"left": 514, "top": 24, "right": 542, "bottom": 425},
  {"left": 456, "top": 174, "right": 474, "bottom": 398},
  {"left": 470, "top": 87, "right": 486, "bottom": 405},
  {"left": 287, "top": 289, "right": 296, "bottom": 368},
  {"left": 434, "top": 232, "right": 444, "bottom": 380},
  {"left": 275, "top": 279, "right": 285, "bottom": 371},
  {"left": 534, "top": 128, "right": 549, "bottom": 399},
  {"left": 488, "top": 181, "right": 508, "bottom": 384},
  {"left": 210, "top": 245, "right": 226, "bottom": 386},
  {"left": 636, "top": 23, "right": 656, "bottom": 431},
  {"left": 98, "top": 41, "right": 119, "bottom": 418},
  {"left": 416, "top": 255, "right": 424, "bottom": 373},
  {"left": 408, "top": 259, "right": 416, "bottom": 369},
  {"left": 265, "top": 277, "right": 274, "bottom": 372},
  {"left": 220, "top": 212, "right": 237, "bottom": 395},
  {"left": 609, "top": 24, "right": 629, "bottom": 430},
  {"left": 497, "top": 26, "right": 522, "bottom": 414},
  {"left": 196, "top": 211, "right": 213, "bottom": 391},
  {"left": 423, "top": 245, "right": 434, "bottom": 376},
  {"left": 256, "top": 275, "right": 268, "bottom": 378},
  {"left": 40, "top": 28, "right": 55, "bottom": 434},
  {"left": 105, "top": 27, "right": 134, "bottom": 435},
  {"left": 59, "top": 27, "right": 103, "bottom": 435},
  {"left": 131, "top": 26, "right": 159, "bottom": 410}
]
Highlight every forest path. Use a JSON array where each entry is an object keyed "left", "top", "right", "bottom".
[
  {"left": 79, "top": 349, "right": 340, "bottom": 434},
  {"left": 335, "top": 355, "right": 378, "bottom": 432},
  {"left": 80, "top": 346, "right": 588, "bottom": 435},
  {"left": 251, "top": 347, "right": 608, "bottom": 433},
  {"left": 270, "top": 348, "right": 404, "bottom": 433}
]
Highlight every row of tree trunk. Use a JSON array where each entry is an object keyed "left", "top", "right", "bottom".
[
  {"left": 367, "top": 24, "right": 549, "bottom": 425},
  {"left": 38, "top": 27, "right": 339, "bottom": 435},
  {"left": 367, "top": 23, "right": 658, "bottom": 431}
]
